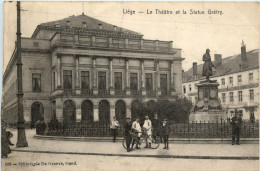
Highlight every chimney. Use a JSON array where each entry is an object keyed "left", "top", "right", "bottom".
[
  {"left": 193, "top": 62, "right": 197, "bottom": 76},
  {"left": 82, "top": 22, "right": 87, "bottom": 28},
  {"left": 214, "top": 54, "right": 222, "bottom": 67},
  {"left": 66, "top": 20, "right": 70, "bottom": 26},
  {"left": 113, "top": 26, "right": 117, "bottom": 31},
  {"left": 98, "top": 23, "right": 103, "bottom": 29},
  {"left": 241, "top": 40, "right": 246, "bottom": 61}
]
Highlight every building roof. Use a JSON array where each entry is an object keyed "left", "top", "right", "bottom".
[
  {"left": 38, "top": 13, "right": 142, "bottom": 36},
  {"left": 183, "top": 49, "right": 259, "bottom": 83}
]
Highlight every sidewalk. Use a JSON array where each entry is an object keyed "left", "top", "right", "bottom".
[{"left": 9, "top": 129, "right": 259, "bottom": 160}]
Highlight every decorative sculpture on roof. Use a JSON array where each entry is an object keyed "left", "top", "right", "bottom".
[{"left": 202, "top": 49, "right": 215, "bottom": 81}]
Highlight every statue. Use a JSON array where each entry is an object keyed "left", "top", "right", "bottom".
[{"left": 202, "top": 49, "right": 215, "bottom": 81}]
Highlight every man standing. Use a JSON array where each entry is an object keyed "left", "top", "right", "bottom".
[
  {"left": 230, "top": 111, "right": 243, "bottom": 145},
  {"left": 143, "top": 115, "right": 152, "bottom": 148},
  {"left": 131, "top": 117, "right": 141, "bottom": 149},
  {"left": 124, "top": 117, "right": 132, "bottom": 152},
  {"left": 110, "top": 116, "right": 120, "bottom": 142},
  {"left": 152, "top": 114, "right": 161, "bottom": 143}
]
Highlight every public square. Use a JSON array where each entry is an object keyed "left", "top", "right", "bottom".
[{"left": 1, "top": 129, "right": 259, "bottom": 171}]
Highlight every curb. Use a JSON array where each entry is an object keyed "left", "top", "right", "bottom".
[
  {"left": 12, "top": 149, "right": 259, "bottom": 160},
  {"left": 34, "top": 135, "right": 259, "bottom": 144}
]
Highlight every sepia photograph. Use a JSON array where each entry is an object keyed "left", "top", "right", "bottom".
[{"left": 1, "top": 1, "right": 259, "bottom": 171}]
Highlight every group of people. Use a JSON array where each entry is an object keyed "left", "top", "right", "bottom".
[
  {"left": 124, "top": 114, "right": 169, "bottom": 152},
  {"left": 1, "top": 121, "right": 14, "bottom": 158}
]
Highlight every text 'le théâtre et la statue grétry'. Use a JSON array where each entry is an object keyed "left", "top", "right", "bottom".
[{"left": 123, "top": 9, "right": 223, "bottom": 15}]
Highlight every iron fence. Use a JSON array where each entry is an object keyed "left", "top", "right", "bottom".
[{"left": 43, "top": 120, "right": 259, "bottom": 139}]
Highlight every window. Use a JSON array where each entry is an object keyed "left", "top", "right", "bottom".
[
  {"left": 98, "top": 71, "right": 106, "bottom": 90},
  {"left": 114, "top": 72, "right": 122, "bottom": 90},
  {"left": 222, "top": 93, "right": 226, "bottom": 103},
  {"left": 238, "top": 91, "right": 243, "bottom": 102},
  {"left": 63, "top": 70, "right": 72, "bottom": 89},
  {"left": 81, "top": 71, "right": 90, "bottom": 89},
  {"left": 238, "top": 75, "right": 242, "bottom": 83},
  {"left": 249, "top": 89, "right": 254, "bottom": 101},
  {"left": 229, "top": 77, "right": 233, "bottom": 85},
  {"left": 160, "top": 74, "right": 167, "bottom": 94},
  {"left": 53, "top": 72, "right": 56, "bottom": 90},
  {"left": 145, "top": 73, "right": 153, "bottom": 90},
  {"left": 221, "top": 78, "right": 225, "bottom": 85},
  {"left": 183, "top": 86, "right": 186, "bottom": 94},
  {"left": 189, "top": 84, "right": 192, "bottom": 92},
  {"left": 249, "top": 73, "right": 253, "bottom": 82},
  {"left": 229, "top": 92, "right": 234, "bottom": 102},
  {"left": 32, "top": 73, "right": 41, "bottom": 92},
  {"left": 130, "top": 73, "right": 138, "bottom": 90}
]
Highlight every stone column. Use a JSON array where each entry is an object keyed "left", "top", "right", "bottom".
[
  {"left": 92, "top": 56, "right": 98, "bottom": 95},
  {"left": 125, "top": 58, "right": 131, "bottom": 95},
  {"left": 170, "top": 60, "right": 176, "bottom": 96},
  {"left": 173, "top": 60, "right": 183, "bottom": 95},
  {"left": 110, "top": 105, "right": 115, "bottom": 121},
  {"left": 75, "top": 55, "right": 80, "bottom": 94},
  {"left": 55, "top": 98, "right": 63, "bottom": 122},
  {"left": 141, "top": 59, "right": 146, "bottom": 96},
  {"left": 155, "top": 59, "right": 161, "bottom": 96},
  {"left": 109, "top": 57, "right": 115, "bottom": 95},
  {"left": 126, "top": 106, "right": 131, "bottom": 119},
  {"left": 93, "top": 104, "right": 99, "bottom": 122},
  {"left": 76, "top": 104, "right": 81, "bottom": 122},
  {"left": 57, "top": 54, "right": 62, "bottom": 88}
]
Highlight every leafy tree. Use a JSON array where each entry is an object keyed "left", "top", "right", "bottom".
[{"left": 131, "top": 97, "right": 192, "bottom": 123}]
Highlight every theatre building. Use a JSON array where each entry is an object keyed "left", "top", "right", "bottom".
[{"left": 2, "top": 14, "right": 183, "bottom": 126}]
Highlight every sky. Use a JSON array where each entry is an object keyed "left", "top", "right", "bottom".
[{"left": 3, "top": 1, "right": 259, "bottom": 72}]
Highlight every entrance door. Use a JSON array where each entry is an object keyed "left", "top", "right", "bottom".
[
  {"left": 31, "top": 102, "right": 44, "bottom": 127},
  {"left": 63, "top": 100, "right": 76, "bottom": 123}
]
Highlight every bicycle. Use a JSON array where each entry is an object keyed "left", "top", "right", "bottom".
[{"left": 122, "top": 128, "right": 160, "bottom": 150}]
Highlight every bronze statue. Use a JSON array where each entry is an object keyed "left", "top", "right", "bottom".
[{"left": 202, "top": 49, "right": 215, "bottom": 81}]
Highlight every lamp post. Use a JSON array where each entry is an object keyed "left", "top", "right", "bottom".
[{"left": 16, "top": 1, "right": 28, "bottom": 147}]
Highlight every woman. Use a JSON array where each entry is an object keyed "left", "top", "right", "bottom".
[{"left": 1, "top": 121, "right": 11, "bottom": 158}]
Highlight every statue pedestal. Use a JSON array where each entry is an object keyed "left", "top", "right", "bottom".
[{"left": 189, "top": 80, "right": 227, "bottom": 122}]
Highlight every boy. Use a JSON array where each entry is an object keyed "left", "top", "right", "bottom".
[
  {"left": 161, "top": 119, "right": 169, "bottom": 150},
  {"left": 110, "top": 116, "right": 120, "bottom": 142}
]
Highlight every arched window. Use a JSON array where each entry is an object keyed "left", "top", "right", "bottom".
[
  {"left": 81, "top": 100, "right": 93, "bottom": 122},
  {"left": 31, "top": 102, "right": 44, "bottom": 127},
  {"left": 63, "top": 100, "right": 76, "bottom": 123},
  {"left": 115, "top": 100, "right": 126, "bottom": 122},
  {"left": 99, "top": 100, "right": 110, "bottom": 122}
]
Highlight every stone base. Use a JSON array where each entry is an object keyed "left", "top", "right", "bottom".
[{"left": 189, "top": 111, "right": 227, "bottom": 122}]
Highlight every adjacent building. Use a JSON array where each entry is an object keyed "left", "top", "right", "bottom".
[
  {"left": 2, "top": 14, "right": 183, "bottom": 126},
  {"left": 182, "top": 43, "right": 259, "bottom": 121}
]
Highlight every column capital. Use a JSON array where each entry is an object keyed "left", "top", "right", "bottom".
[
  {"left": 57, "top": 53, "right": 62, "bottom": 58},
  {"left": 74, "top": 54, "right": 79, "bottom": 59}
]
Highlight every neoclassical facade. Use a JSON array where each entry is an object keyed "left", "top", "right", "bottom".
[{"left": 2, "top": 14, "right": 183, "bottom": 125}]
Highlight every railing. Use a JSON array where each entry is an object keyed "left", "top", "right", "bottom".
[
  {"left": 63, "top": 89, "right": 75, "bottom": 96},
  {"left": 51, "top": 33, "right": 174, "bottom": 52},
  {"left": 44, "top": 120, "right": 259, "bottom": 138},
  {"left": 146, "top": 90, "right": 156, "bottom": 97},
  {"left": 115, "top": 90, "right": 126, "bottom": 96},
  {"left": 98, "top": 89, "right": 110, "bottom": 97},
  {"left": 131, "top": 90, "right": 141, "bottom": 96},
  {"left": 81, "top": 89, "right": 93, "bottom": 95}
]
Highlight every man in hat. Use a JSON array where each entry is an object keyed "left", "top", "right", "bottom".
[
  {"left": 230, "top": 110, "right": 243, "bottom": 145},
  {"left": 124, "top": 117, "right": 132, "bottom": 152}
]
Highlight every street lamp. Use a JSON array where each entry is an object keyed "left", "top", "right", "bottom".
[{"left": 16, "top": 1, "right": 28, "bottom": 147}]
